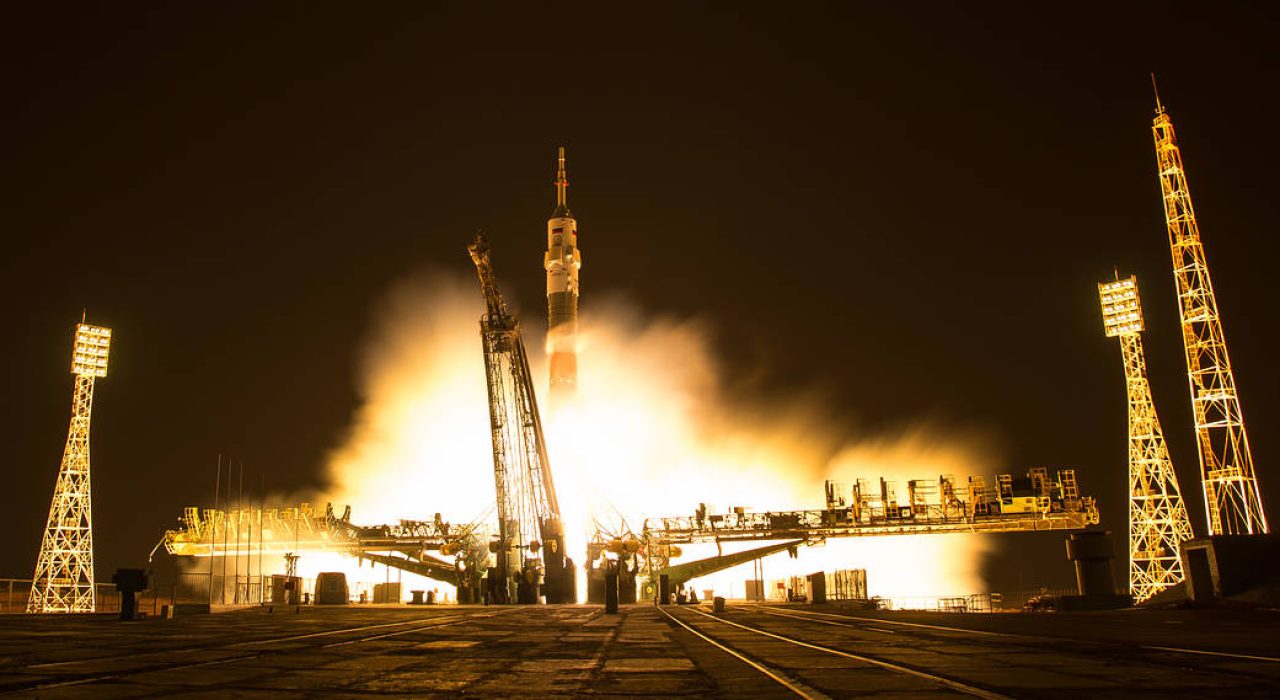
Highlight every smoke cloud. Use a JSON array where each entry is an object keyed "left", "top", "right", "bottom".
[{"left": 322, "top": 270, "right": 998, "bottom": 598}]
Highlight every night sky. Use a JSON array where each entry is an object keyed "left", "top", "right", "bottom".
[{"left": 3, "top": 3, "right": 1278, "bottom": 592}]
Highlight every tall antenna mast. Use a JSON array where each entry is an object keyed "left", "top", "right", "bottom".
[
  {"left": 1099, "top": 275, "right": 1195, "bottom": 602},
  {"left": 28, "top": 321, "right": 112, "bottom": 613},
  {"left": 1151, "top": 95, "right": 1268, "bottom": 535}
]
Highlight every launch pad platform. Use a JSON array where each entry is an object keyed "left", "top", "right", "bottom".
[{"left": 2, "top": 603, "right": 1278, "bottom": 697}]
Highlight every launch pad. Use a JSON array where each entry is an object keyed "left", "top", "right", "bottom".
[
  {"left": 159, "top": 463, "right": 1100, "bottom": 606},
  {"left": 2, "top": 603, "right": 1278, "bottom": 697},
  {"left": 158, "top": 222, "right": 1103, "bottom": 606},
  {"left": 26, "top": 97, "right": 1275, "bottom": 616}
]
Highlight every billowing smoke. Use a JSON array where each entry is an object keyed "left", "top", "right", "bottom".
[
  {"left": 323, "top": 271, "right": 996, "bottom": 599},
  {"left": 324, "top": 273, "right": 493, "bottom": 522}
]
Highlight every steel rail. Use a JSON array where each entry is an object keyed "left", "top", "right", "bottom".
[
  {"left": 655, "top": 605, "right": 827, "bottom": 700},
  {"left": 753, "top": 605, "right": 1021, "bottom": 638},
  {"left": 755, "top": 605, "right": 1280, "bottom": 663},
  {"left": 1138, "top": 645, "right": 1280, "bottom": 663},
  {"left": 666, "top": 606, "right": 1012, "bottom": 700}
]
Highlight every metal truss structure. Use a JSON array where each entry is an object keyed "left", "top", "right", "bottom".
[
  {"left": 469, "top": 233, "right": 573, "bottom": 603},
  {"left": 1152, "top": 92, "right": 1268, "bottom": 535},
  {"left": 643, "top": 469, "right": 1099, "bottom": 545},
  {"left": 161, "top": 503, "right": 487, "bottom": 588},
  {"left": 1100, "top": 275, "right": 1195, "bottom": 602},
  {"left": 585, "top": 518, "right": 642, "bottom": 604},
  {"left": 29, "top": 323, "right": 111, "bottom": 613}
]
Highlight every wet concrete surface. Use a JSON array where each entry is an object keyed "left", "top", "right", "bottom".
[{"left": 0, "top": 603, "right": 1275, "bottom": 698}]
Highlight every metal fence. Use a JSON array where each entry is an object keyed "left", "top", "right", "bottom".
[
  {"left": 871, "top": 589, "right": 1080, "bottom": 612},
  {"left": 0, "top": 573, "right": 299, "bottom": 615},
  {"left": 872, "top": 593, "right": 1003, "bottom": 613}
]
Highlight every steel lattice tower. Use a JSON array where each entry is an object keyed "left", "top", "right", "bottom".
[
  {"left": 1151, "top": 92, "right": 1268, "bottom": 535},
  {"left": 28, "top": 322, "right": 111, "bottom": 613},
  {"left": 469, "top": 233, "right": 573, "bottom": 604},
  {"left": 1100, "top": 276, "right": 1195, "bottom": 602}
]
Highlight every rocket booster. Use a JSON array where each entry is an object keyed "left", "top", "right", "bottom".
[{"left": 545, "top": 146, "right": 581, "bottom": 402}]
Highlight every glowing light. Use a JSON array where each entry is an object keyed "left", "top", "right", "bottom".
[
  {"left": 71, "top": 323, "right": 111, "bottom": 377},
  {"left": 1099, "top": 276, "right": 1144, "bottom": 337},
  {"left": 1099, "top": 272, "right": 1195, "bottom": 602},
  {"left": 1153, "top": 103, "right": 1267, "bottom": 535},
  {"left": 323, "top": 273, "right": 995, "bottom": 600},
  {"left": 30, "top": 321, "right": 110, "bottom": 613}
]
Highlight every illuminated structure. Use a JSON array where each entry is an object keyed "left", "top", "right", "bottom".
[
  {"left": 1099, "top": 275, "right": 1195, "bottom": 602},
  {"left": 645, "top": 469, "right": 1097, "bottom": 545},
  {"left": 162, "top": 502, "right": 486, "bottom": 592},
  {"left": 28, "top": 322, "right": 111, "bottom": 613},
  {"left": 640, "top": 468, "right": 1099, "bottom": 594},
  {"left": 1152, "top": 91, "right": 1268, "bottom": 535},
  {"left": 544, "top": 146, "right": 581, "bottom": 404},
  {"left": 470, "top": 232, "right": 574, "bottom": 603}
]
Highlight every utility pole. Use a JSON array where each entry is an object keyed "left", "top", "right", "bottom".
[
  {"left": 258, "top": 474, "right": 265, "bottom": 605},
  {"left": 209, "top": 455, "right": 220, "bottom": 606}
]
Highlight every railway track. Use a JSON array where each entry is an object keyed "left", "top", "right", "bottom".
[
  {"left": 662, "top": 602, "right": 1280, "bottom": 698},
  {"left": 0, "top": 607, "right": 514, "bottom": 695},
  {"left": 753, "top": 604, "right": 1280, "bottom": 663},
  {"left": 658, "top": 604, "right": 1012, "bottom": 699}
]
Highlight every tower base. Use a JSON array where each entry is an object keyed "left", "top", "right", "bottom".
[{"left": 1181, "top": 534, "right": 1280, "bottom": 604}]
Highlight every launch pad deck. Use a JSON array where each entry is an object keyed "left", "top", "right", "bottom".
[{"left": 1, "top": 603, "right": 1278, "bottom": 698}]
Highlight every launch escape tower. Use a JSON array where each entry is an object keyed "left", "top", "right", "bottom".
[
  {"left": 28, "top": 322, "right": 112, "bottom": 613},
  {"left": 469, "top": 233, "right": 575, "bottom": 603},
  {"left": 1099, "top": 275, "right": 1195, "bottom": 602},
  {"left": 1151, "top": 92, "right": 1268, "bottom": 535},
  {"left": 544, "top": 146, "right": 581, "bottom": 405}
]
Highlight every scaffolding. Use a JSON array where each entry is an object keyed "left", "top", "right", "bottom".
[
  {"left": 644, "top": 468, "right": 1098, "bottom": 544},
  {"left": 161, "top": 503, "right": 486, "bottom": 588}
]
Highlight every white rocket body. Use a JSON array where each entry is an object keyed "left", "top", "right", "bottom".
[{"left": 545, "top": 148, "right": 580, "bottom": 403}]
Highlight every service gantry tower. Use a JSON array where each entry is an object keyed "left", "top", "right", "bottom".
[
  {"left": 1099, "top": 275, "right": 1195, "bottom": 602},
  {"left": 1151, "top": 90, "right": 1268, "bottom": 535},
  {"left": 469, "top": 233, "right": 574, "bottom": 604},
  {"left": 28, "top": 321, "right": 112, "bottom": 613}
]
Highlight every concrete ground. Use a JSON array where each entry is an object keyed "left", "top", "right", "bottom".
[{"left": 0, "top": 602, "right": 1277, "bottom": 698}]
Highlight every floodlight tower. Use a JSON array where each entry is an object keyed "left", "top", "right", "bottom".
[
  {"left": 28, "top": 322, "right": 111, "bottom": 613},
  {"left": 1151, "top": 90, "right": 1268, "bottom": 535},
  {"left": 1099, "top": 276, "right": 1194, "bottom": 602}
]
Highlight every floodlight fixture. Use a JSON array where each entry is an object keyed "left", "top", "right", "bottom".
[
  {"left": 71, "top": 323, "right": 111, "bottom": 377},
  {"left": 1099, "top": 276, "right": 1144, "bottom": 337}
]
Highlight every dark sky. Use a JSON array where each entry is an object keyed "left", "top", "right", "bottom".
[{"left": 3, "top": 2, "right": 1278, "bottom": 592}]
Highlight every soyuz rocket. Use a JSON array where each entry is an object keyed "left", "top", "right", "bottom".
[{"left": 545, "top": 147, "right": 581, "bottom": 404}]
